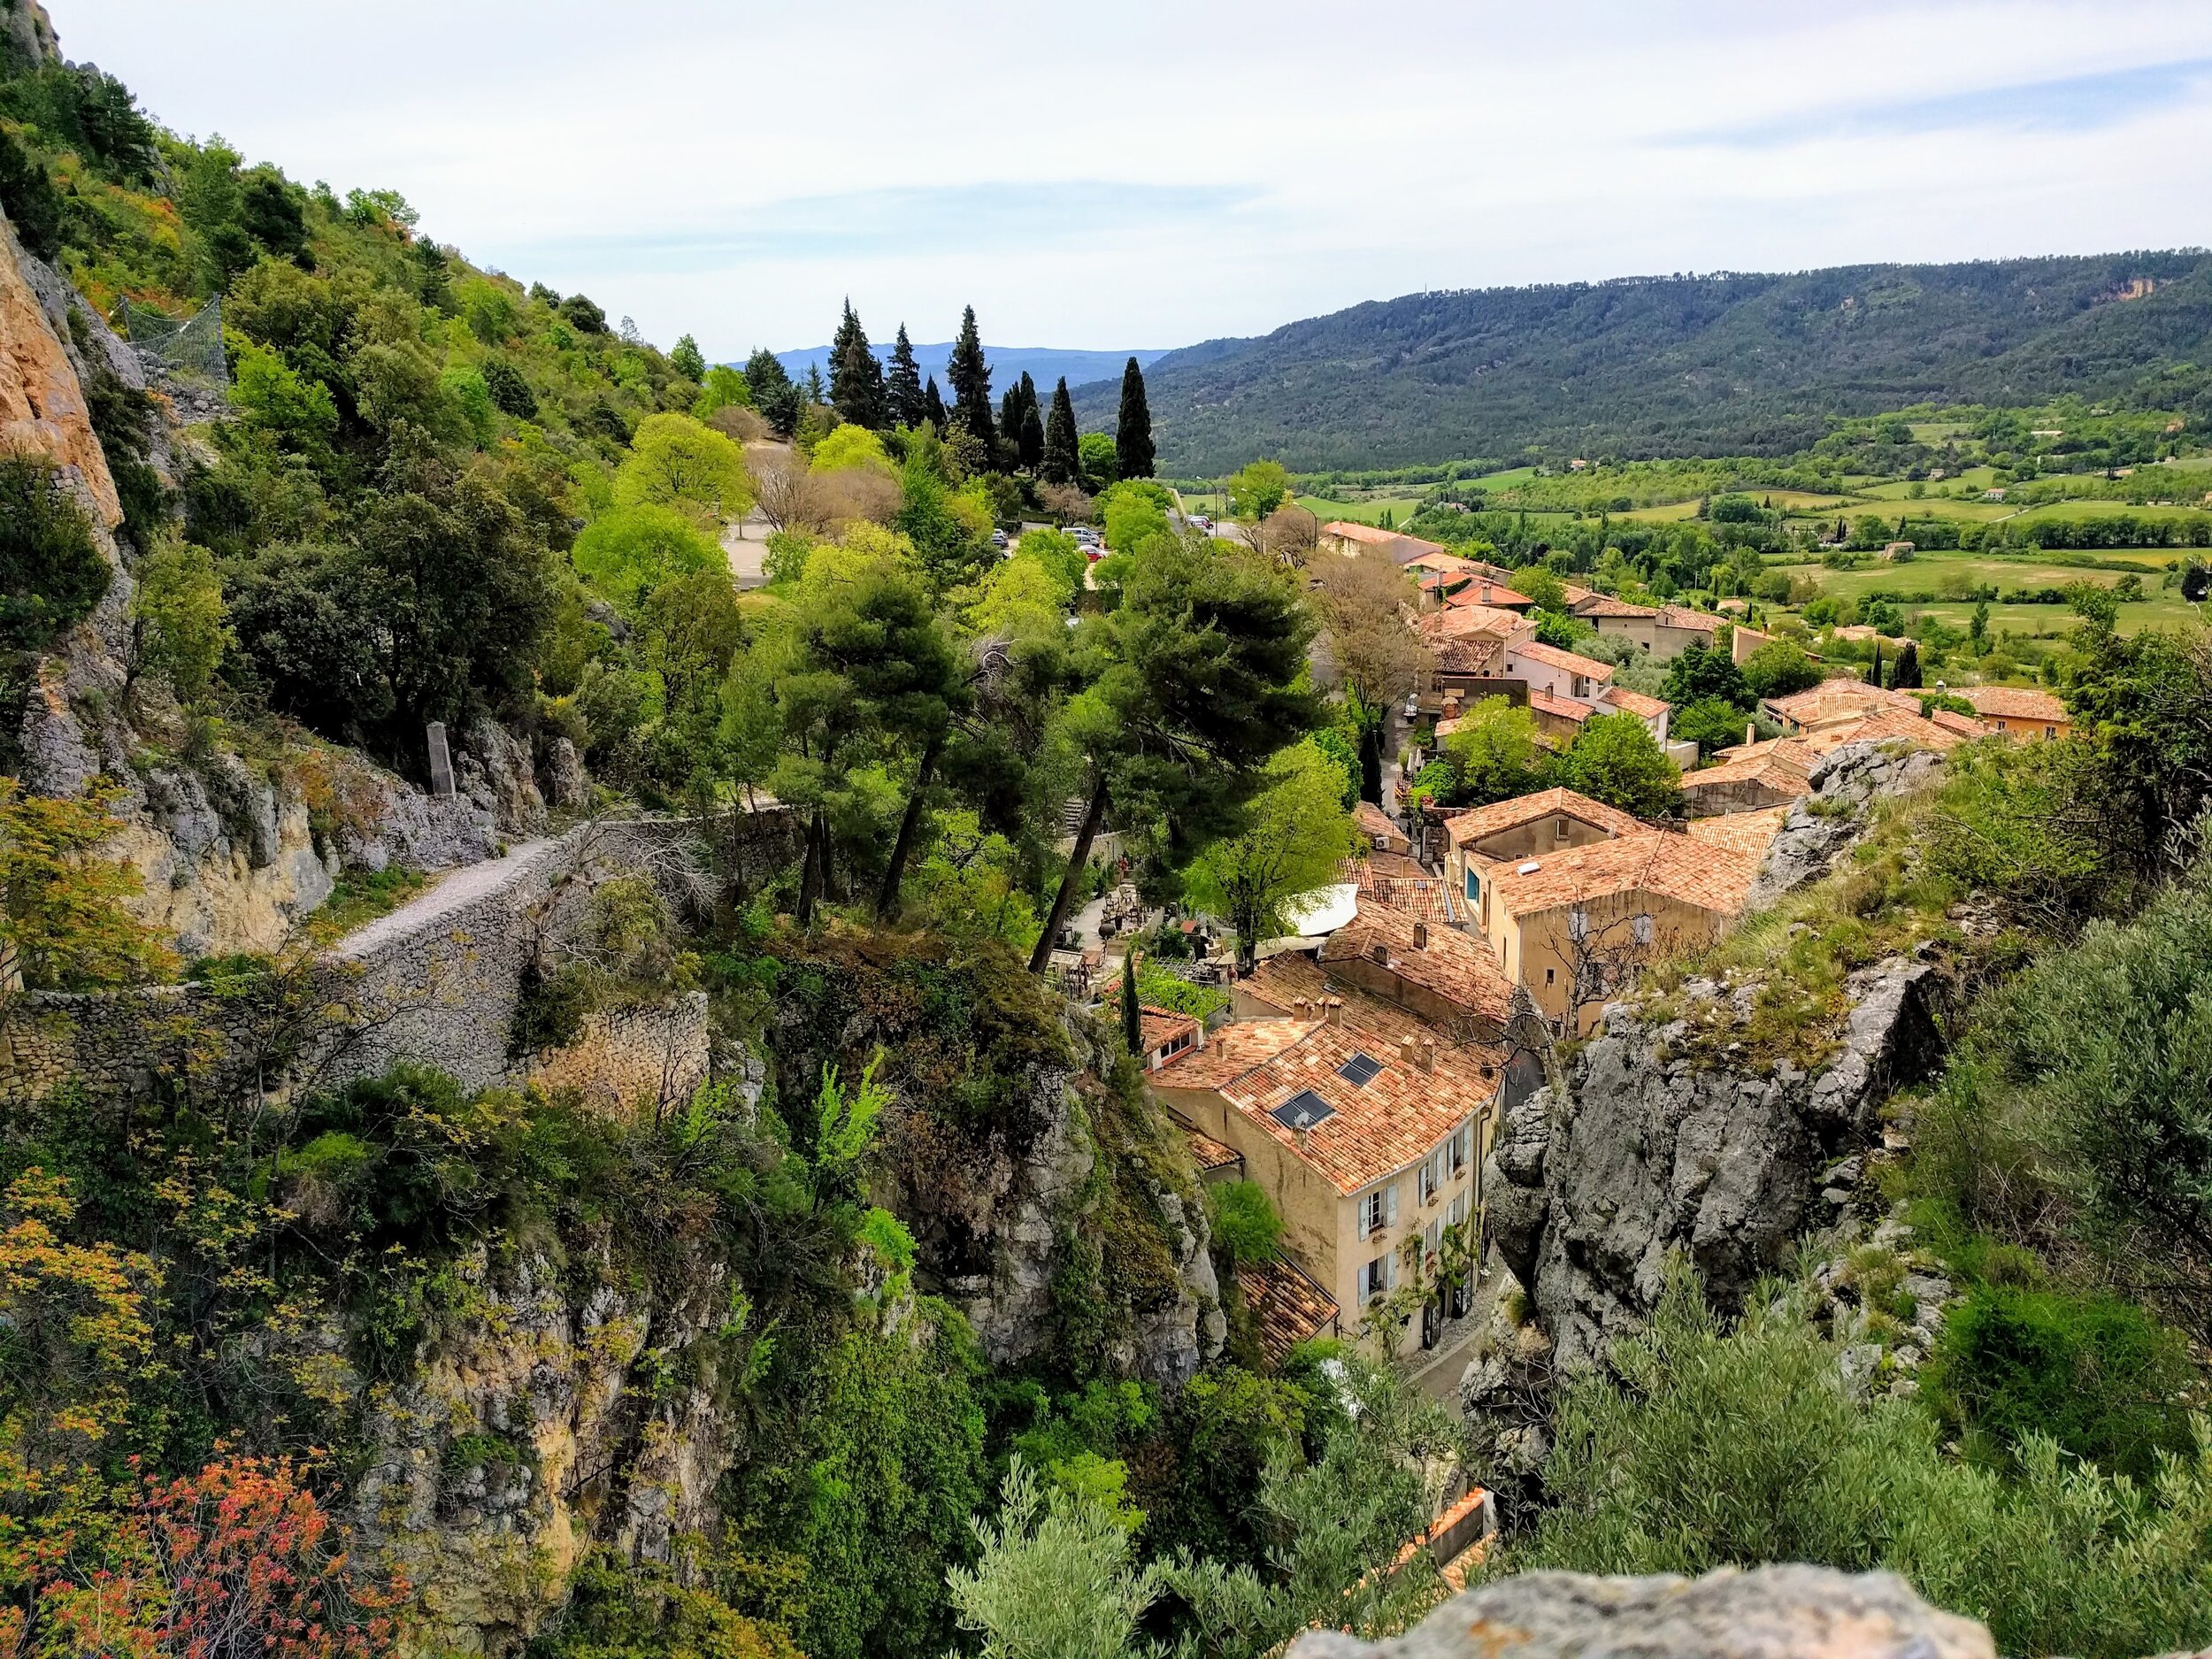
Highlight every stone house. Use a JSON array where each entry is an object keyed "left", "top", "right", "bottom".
[
  {"left": 1320, "top": 521, "right": 1452, "bottom": 565},
  {"left": 1151, "top": 953, "right": 1504, "bottom": 1357},
  {"left": 1957, "top": 685, "right": 2070, "bottom": 741},
  {"left": 1570, "top": 595, "right": 1723, "bottom": 661}
]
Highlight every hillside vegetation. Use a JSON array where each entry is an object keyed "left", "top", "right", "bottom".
[{"left": 1087, "top": 254, "right": 2212, "bottom": 473}]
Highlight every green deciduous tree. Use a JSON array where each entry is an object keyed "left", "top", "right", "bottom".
[
  {"left": 1662, "top": 640, "right": 1751, "bottom": 710},
  {"left": 0, "top": 781, "right": 171, "bottom": 998},
  {"left": 1187, "top": 741, "right": 1355, "bottom": 970},
  {"left": 1225, "top": 460, "right": 1291, "bottom": 522},
  {"left": 614, "top": 412, "right": 753, "bottom": 525},
  {"left": 1561, "top": 712, "right": 1682, "bottom": 818},
  {"left": 1440, "top": 696, "right": 1551, "bottom": 806},
  {"left": 571, "top": 504, "right": 723, "bottom": 615},
  {"left": 1740, "top": 639, "right": 1824, "bottom": 701},
  {"left": 129, "top": 540, "right": 232, "bottom": 703}
]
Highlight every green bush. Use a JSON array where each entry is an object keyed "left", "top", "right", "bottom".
[
  {"left": 1207, "top": 1180, "right": 1284, "bottom": 1269},
  {"left": 1927, "top": 1285, "right": 2195, "bottom": 1479},
  {"left": 0, "top": 452, "right": 111, "bottom": 650}
]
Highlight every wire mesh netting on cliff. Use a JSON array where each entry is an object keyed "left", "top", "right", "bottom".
[{"left": 124, "top": 296, "right": 225, "bottom": 382}]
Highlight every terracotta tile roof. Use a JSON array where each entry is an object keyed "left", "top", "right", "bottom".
[
  {"left": 1801, "top": 707, "right": 1967, "bottom": 755},
  {"left": 1766, "top": 682, "right": 1921, "bottom": 728},
  {"left": 1558, "top": 581, "right": 1594, "bottom": 605},
  {"left": 1240, "top": 954, "right": 1433, "bottom": 1045},
  {"left": 1340, "top": 857, "right": 1461, "bottom": 926},
  {"left": 1318, "top": 897, "right": 1515, "bottom": 1026},
  {"left": 1154, "top": 1018, "right": 1318, "bottom": 1090},
  {"left": 1572, "top": 594, "right": 1657, "bottom": 619},
  {"left": 1424, "top": 603, "right": 1525, "bottom": 641},
  {"left": 1219, "top": 1017, "right": 1494, "bottom": 1194},
  {"left": 1354, "top": 801, "right": 1405, "bottom": 842},
  {"left": 1930, "top": 708, "right": 1991, "bottom": 739},
  {"left": 1445, "top": 581, "right": 1534, "bottom": 611},
  {"left": 1444, "top": 787, "right": 1646, "bottom": 851},
  {"left": 1487, "top": 828, "right": 1762, "bottom": 919},
  {"left": 1527, "top": 687, "right": 1594, "bottom": 725},
  {"left": 1601, "top": 686, "right": 1671, "bottom": 720},
  {"left": 1363, "top": 849, "right": 1431, "bottom": 879},
  {"left": 1323, "top": 520, "right": 1402, "bottom": 546},
  {"left": 1655, "top": 604, "right": 1722, "bottom": 634},
  {"left": 1403, "top": 550, "right": 1480, "bottom": 577},
  {"left": 1139, "top": 1006, "right": 1200, "bottom": 1056},
  {"left": 1960, "top": 685, "right": 2068, "bottom": 723},
  {"left": 1684, "top": 806, "right": 1792, "bottom": 862},
  {"left": 1237, "top": 1255, "right": 1340, "bottom": 1366},
  {"left": 1681, "top": 739, "right": 1815, "bottom": 796},
  {"left": 1186, "top": 1126, "right": 1242, "bottom": 1172},
  {"left": 1509, "top": 640, "right": 1616, "bottom": 682}
]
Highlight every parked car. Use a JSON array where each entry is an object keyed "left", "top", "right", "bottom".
[{"left": 990, "top": 529, "right": 1008, "bottom": 549}]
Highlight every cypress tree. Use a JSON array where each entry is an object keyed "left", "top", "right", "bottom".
[
  {"left": 924, "top": 376, "right": 949, "bottom": 432},
  {"left": 1016, "top": 373, "right": 1044, "bottom": 471},
  {"left": 886, "top": 324, "right": 925, "bottom": 429},
  {"left": 1115, "top": 357, "right": 1156, "bottom": 480},
  {"left": 1041, "top": 377, "right": 1079, "bottom": 484},
  {"left": 1868, "top": 640, "right": 1885, "bottom": 688},
  {"left": 1892, "top": 640, "right": 1922, "bottom": 689},
  {"left": 1121, "top": 948, "right": 1142, "bottom": 1054},
  {"left": 828, "top": 299, "right": 887, "bottom": 430},
  {"left": 945, "top": 304, "right": 995, "bottom": 449}
]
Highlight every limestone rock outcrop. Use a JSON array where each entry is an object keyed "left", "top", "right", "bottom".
[
  {"left": 1288, "top": 1565, "right": 1993, "bottom": 1659},
  {"left": 1750, "top": 738, "right": 1946, "bottom": 907},
  {"left": 1485, "top": 958, "right": 1946, "bottom": 1374}
]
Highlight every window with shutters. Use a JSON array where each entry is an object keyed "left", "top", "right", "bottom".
[
  {"left": 1569, "top": 906, "right": 1589, "bottom": 941},
  {"left": 1449, "top": 1124, "right": 1470, "bottom": 1174},
  {"left": 1633, "top": 912, "right": 1654, "bottom": 945}
]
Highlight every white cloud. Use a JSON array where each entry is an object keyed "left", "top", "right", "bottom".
[{"left": 49, "top": 0, "right": 2212, "bottom": 358}]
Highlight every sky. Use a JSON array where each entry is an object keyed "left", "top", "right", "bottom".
[{"left": 50, "top": 1, "right": 2212, "bottom": 361}]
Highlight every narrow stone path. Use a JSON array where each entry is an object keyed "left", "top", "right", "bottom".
[{"left": 328, "top": 837, "right": 553, "bottom": 959}]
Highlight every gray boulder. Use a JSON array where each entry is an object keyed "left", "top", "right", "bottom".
[{"left": 1289, "top": 1565, "right": 1993, "bottom": 1659}]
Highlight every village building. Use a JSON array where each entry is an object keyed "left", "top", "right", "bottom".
[
  {"left": 1570, "top": 595, "right": 1724, "bottom": 660},
  {"left": 1679, "top": 736, "right": 1816, "bottom": 816},
  {"left": 1957, "top": 685, "right": 2071, "bottom": 741},
  {"left": 1355, "top": 800, "right": 1414, "bottom": 857},
  {"left": 1320, "top": 520, "right": 1452, "bottom": 565},
  {"left": 1501, "top": 639, "right": 1673, "bottom": 746},
  {"left": 1149, "top": 952, "right": 1504, "bottom": 1358}
]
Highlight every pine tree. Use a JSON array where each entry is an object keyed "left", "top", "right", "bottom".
[
  {"left": 803, "top": 362, "right": 827, "bottom": 406},
  {"left": 886, "top": 325, "right": 925, "bottom": 428},
  {"left": 1121, "top": 948, "right": 1142, "bottom": 1054},
  {"left": 1041, "top": 377, "right": 1079, "bottom": 484},
  {"left": 945, "top": 304, "right": 995, "bottom": 449},
  {"left": 828, "top": 300, "right": 887, "bottom": 429},
  {"left": 745, "top": 348, "right": 799, "bottom": 437},
  {"left": 1115, "top": 357, "right": 1156, "bottom": 480},
  {"left": 924, "top": 377, "right": 949, "bottom": 432}
]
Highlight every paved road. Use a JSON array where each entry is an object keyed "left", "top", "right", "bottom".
[{"left": 724, "top": 511, "right": 771, "bottom": 588}]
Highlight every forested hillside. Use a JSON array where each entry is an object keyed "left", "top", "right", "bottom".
[{"left": 1079, "top": 253, "right": 2212, "bottom": 473}]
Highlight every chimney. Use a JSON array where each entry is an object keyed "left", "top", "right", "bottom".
[
  {"left": 1420, "top": 1038, "right": 1436, "bottom": 1072},
  {"left": 1294, "top": 997, "right": 1310, "bottom": 1018},
  {"left": 1399, "top": 1035, "right": 1417, "bottom": 1068},
  {"left": 1745, "top": 721, "right": 1755, "bottom": 747},
  {"left": 1370, "top": 942, "right": 1389, "bottom": 966},
  {"left": 1326, "top": 995, "right": 1342, "bottom": 1025},
  {"left": 1412, "top": 921, "right": 1429, "bottom": 949},
  {"left": 1480, "top": 581, "right": 1492, "bottom": 605}
]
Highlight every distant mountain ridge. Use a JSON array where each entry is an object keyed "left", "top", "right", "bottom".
[
  {"left": 769, "top": 342, "right": 1170, "bottom": 396},
  {"left": 1067, "top": 251, "right": 2212, "bottom": 474}
]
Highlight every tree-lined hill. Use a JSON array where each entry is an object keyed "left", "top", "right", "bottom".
[{"left": 1073, "top": 253, "right": 2212, "bottom": 474}]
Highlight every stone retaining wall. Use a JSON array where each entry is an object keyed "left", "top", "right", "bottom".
[{"left": 3, "top": 810, "right": 795, "bottom": 1112}]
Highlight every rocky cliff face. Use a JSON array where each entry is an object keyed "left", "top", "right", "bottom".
[
  {"left": 1288, "top": 1565, "right": 1994, "bottom": 1659},
  {"left": 1484, "top": 958, "right": 1946, "bottom": 1375},
  {"left": 346, "top": 1239, "right": 744, "bottom": 1655},
  {"left": 1481, "top": 741, "right": 1954, "bottom": 1375}
]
